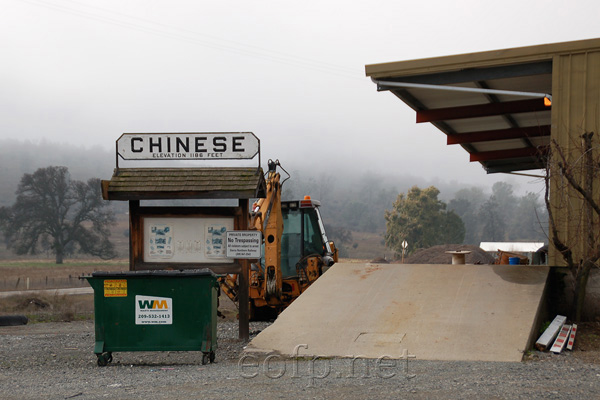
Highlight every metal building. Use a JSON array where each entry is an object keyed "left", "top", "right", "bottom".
[{"left": 365, "top": 38, "right": 600, "bottom": 266}]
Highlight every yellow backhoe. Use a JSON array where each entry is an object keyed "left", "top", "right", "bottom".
[{"left": 219, "top": 160, "right": 337, "bottom": 320}]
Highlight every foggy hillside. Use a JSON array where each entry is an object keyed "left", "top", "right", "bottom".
[
  {"left": 0, "top": 138, "right": 515, "bottom": 207},
  {"left": 0, "top": 139, "right": 548, "bottom": 255},
  {"left": 0, "top": 139, "right": 115, "bottom": 207}
]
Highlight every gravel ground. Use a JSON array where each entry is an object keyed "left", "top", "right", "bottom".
[{"left": 1, "top": 320, "right": 599, "bottom": 400}]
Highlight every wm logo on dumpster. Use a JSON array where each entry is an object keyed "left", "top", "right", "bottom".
[
  {"left": 135, "top": 295, "right": 173, "bottom": 325},
  {"left": 138, "top": 299, "right": 169, "bottom": 309}
]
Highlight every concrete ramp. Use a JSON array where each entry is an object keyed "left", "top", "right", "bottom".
[{"left": 247, "top": 262, "right": 549, "bottom": 362}]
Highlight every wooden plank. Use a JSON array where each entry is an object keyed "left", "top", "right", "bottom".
[
  {"left": 129, "top": 200, "right": 141, "bottom": 271},
  {"left": 535, "top": 315, "right": 567, "bottom": 351},
  {"left": 566, "top": 323, "right": 577, "bottom": 350},
  {"left": 550, "top": 324, "right": 572, "bottom": 354}
]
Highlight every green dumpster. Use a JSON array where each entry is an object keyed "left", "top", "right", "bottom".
[{"left": 85, "top": 269, "right": 218, "bottom": 366}]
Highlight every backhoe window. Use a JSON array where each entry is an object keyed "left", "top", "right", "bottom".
[
  {"left": 280, "top": 207, "right": 326, "bottom": 278},
  {"left": 281, "top": 209, "right": 302, "bottom": 278},
  {"left": 303, "top": 209, "right": 325, "bottom": 256}
]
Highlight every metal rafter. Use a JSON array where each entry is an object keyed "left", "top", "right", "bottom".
[
  {"left": 416, "top": 98, "right": 551, "bottom": 123},
  {"left": 470, "top": 146, "right": 549, "bottom": 162},
  {"left": 447, "top": 125, "right": 551, "bottom": 145}
]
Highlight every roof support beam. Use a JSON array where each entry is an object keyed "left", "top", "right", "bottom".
[
  {"left": 474, "top": 80, "right": 535, "bottom": 149},
  {"left": 374, "top": 78, "right": 552, "bottom": 101},
  {"left": 470, "top": 146, "right": 549, "bottom": 162},
  {"left": 475, "top": 81, "right": 521, "bottom": 128},
  {"left": 447, "top": 125, "right": 551, "bottom": 144},
  {"left": 484, "top": 163, "right": 547, "bottom": 174},
  {"left": 417, "top": 98, "right": 551, "bottom": 123}
]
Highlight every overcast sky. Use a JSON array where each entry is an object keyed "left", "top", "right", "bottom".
[{"left": 1, "top": 0, "right": 599, "bottom": 193}]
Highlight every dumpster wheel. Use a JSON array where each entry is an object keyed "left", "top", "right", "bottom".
[
  {"left": 96, "top": 352, "right": 113, "bottom": 367},
  {"left": 202, "top": 351, "right": 215, "bottom": 365}
]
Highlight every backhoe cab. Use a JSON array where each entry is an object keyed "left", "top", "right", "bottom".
[{"left": 219, "top": 160, "right": 337, "bottom": 320}]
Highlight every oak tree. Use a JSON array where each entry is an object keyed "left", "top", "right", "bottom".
[{"left": 385, "top": 186, "right": 465, "bottom": 256}]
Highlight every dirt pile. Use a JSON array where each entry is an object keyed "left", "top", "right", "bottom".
[{"left": 400, "top": 244, "right": 495, "bottom": 264}]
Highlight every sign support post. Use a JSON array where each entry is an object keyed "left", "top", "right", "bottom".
[{"left": 238, "top": 199, "right": 250, "bottom": 340}]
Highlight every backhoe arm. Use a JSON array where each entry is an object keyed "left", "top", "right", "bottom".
[{"left": 250, "top": 160, "right": 284, "bottom": 303}]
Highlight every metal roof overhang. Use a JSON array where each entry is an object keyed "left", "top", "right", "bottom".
[{"left": 362, "top": 40, "right": 597, "bottom": 174}]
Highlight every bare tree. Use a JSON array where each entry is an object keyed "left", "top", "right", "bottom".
[
  {"left": 545, "top": 132, "right": 600, "bottom": 322},
  {"left": 0, "top": 166, "right": 116, "bottom": 264}
]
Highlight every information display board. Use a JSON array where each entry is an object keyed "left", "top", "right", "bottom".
[{"left": 143, "top": 217, "right": 234, "bottom": 263}]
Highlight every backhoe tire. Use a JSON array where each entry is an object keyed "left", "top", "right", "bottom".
[
  {"left": 0, "top": 315, "right": 28, "bottom": 326},
  {"left": 250, "top": 305, "right": 278, "bottom": 321}
]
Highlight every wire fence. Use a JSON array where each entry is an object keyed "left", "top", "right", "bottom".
[{"left": 0, "top": 276, "right": 89, "bottom": 292}]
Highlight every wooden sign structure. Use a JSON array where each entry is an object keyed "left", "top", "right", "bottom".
[{"left": 101, "top": 132, "right": 266, "bottom": 340}]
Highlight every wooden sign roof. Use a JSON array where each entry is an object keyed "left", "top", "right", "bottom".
[{"left": 101, "top": 167, "right": 266, "bottom": 200}]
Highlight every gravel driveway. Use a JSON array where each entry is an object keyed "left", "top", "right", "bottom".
[{"left": 0, "top": 320, "right": 599, "bottom": 400}]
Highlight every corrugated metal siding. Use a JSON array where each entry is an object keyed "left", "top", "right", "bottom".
[{"left": 549, "top": 50, "right": 600, "bottom": 266}]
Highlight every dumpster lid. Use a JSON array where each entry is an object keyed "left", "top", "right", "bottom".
[{"left": 90, "top": 268, "right": 217, "bottom": 278}]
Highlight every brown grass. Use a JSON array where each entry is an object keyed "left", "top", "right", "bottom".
[
  {"left": 0, "top": 259, "right": 129, "bottom": 292},
  {"left": 0, "top": 293, "right": 94, "bottom": 322},
  {"left": 344, "top": 231, "right": 391, "bottom": 261}
]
